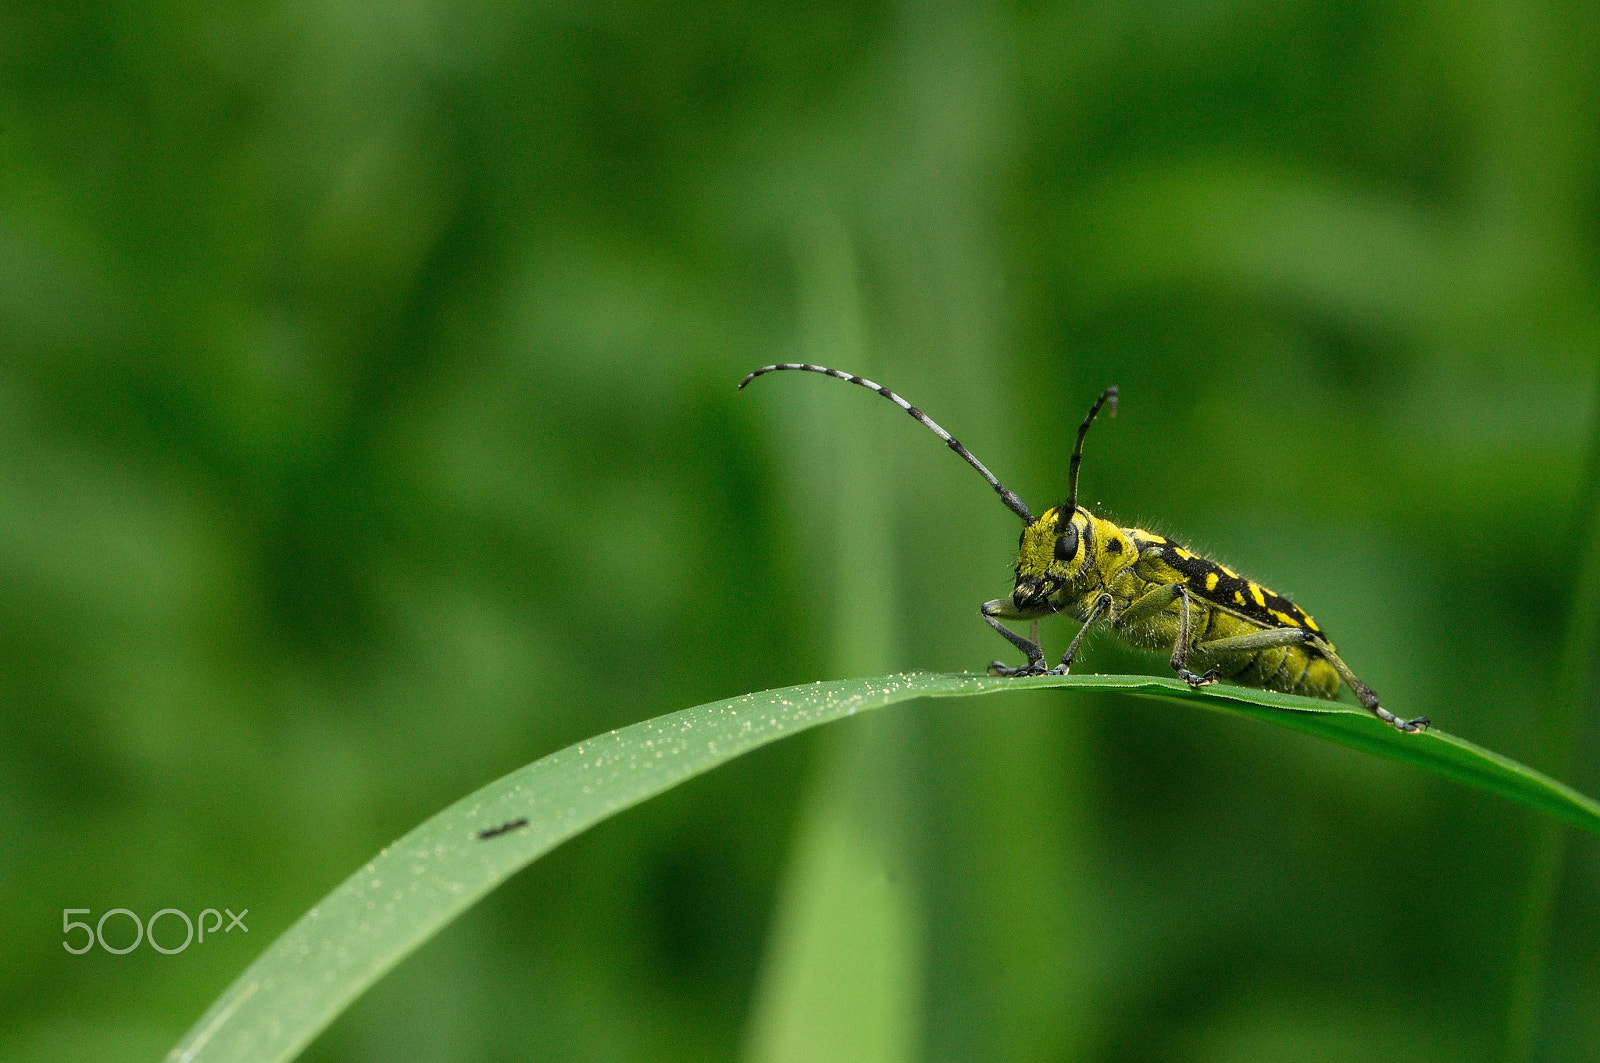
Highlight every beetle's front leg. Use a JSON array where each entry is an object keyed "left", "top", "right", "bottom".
[
  {"left": 1047, "top": 592, "right": 1113, "bottom": 675},
  {"left": 982, "top": 598, "right": 1047, "bottom": 675}
]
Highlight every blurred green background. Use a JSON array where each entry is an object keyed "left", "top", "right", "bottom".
[{"left": 2, "top": 0, "right": 1599, "bottom": 1060}]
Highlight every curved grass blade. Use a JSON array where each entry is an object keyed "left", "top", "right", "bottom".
[{"left": 166, "top": 672, "right": 1600, "bottom": 1063}]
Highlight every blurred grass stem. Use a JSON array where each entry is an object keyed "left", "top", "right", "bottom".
[
  {"left": 741, "top": 214, "right": 923, "bottom": 1063},
  {"left": 1501, "top": 366, "right": 1600, "bottom": 1063}
]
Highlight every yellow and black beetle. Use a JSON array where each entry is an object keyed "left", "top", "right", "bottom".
[{"left": 740, "top": 363, "right": 1426, "bottom": 733}]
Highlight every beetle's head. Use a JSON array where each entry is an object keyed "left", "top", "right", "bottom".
[{"left": 1012, "top": 505, "right": 1091, "bottom": 612}]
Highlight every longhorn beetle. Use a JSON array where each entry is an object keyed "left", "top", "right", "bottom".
[{"left": 740, "top": 364, "right": 1427, "bottom": 733}]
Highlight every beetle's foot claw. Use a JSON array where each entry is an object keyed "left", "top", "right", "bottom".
[{"left": 990, "top": 660, "right": 1047, "bottom": 677}]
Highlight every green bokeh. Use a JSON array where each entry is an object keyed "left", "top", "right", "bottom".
[{"left": 1, "top": 0, "right": 1597, "bottom": 1061}]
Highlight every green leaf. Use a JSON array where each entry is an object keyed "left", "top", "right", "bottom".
[{"left": 165, "top": 673, "right": 1600, "bottom": 1063}]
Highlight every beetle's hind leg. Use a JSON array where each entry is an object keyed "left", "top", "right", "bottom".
[
  {"left": 1194, "top": 627, "right": 1429, "bottom": 734},
  {"left": 1313, "top": 637, "right": 1429, "bottom": 734},
  {"left": 983, "top": 599, "right": 1046, "bottom": 675}
]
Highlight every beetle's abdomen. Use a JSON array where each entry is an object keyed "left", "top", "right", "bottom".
[
  {"left": 1198, "top": 609, "right": 1341, "bottom": 699},
  {"left": 1222, "top": 642, "right": 1341, "bottom": 699},
  {"left": 1122, "top": 528, "right": 1342, "bottom": 701}
]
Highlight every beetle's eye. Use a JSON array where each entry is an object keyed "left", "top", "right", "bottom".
[{"left": 1053, "top": 523, "right": 1079, "bottom": 562}]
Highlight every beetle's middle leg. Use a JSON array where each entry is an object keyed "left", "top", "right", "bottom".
[
  {"left": 1118, "top": 582, "right": 1217, "bottom": 688},
  {"left": 1168, "top": 585, "right": 1218, "bottom": 688}
]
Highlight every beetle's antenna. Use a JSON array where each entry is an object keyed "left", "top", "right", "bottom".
[
  {"left": 740, "top": 363, "right": 1034, "bottom": 524},
  {"left": 1065, "top": 386, "right": 1118, "bottom": 512}
]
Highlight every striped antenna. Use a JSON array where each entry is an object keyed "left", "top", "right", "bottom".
[
  {"left": 1065, "top": 386, "right": 1118, "bottom": 511},
  {"left": 739, "top": 363, "right": 1035, "bottom": 524}
]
